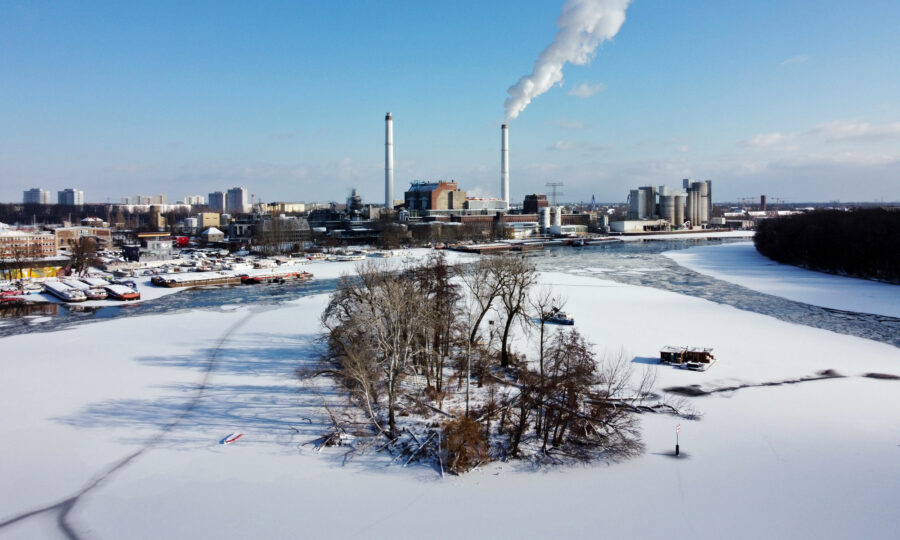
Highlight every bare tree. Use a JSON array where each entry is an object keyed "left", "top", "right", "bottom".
[
  {"left": 69, "top": 236, "right": 98, "bottom": 276},
  {"left": 458, "top": 257, "right": 506, "bottom": 415},
  {"left": 322, "top": 261, "right": 428, "bottom": 436},
  {"left": 528, "top": 287, "right": 566, "bottom": 436},
  {"left": 494, "top": 255, "right": 537, "bottom": 368}
]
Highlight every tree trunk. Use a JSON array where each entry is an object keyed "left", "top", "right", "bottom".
[{"left": 500, "top": 313, "right": 514, "bottom": 367}]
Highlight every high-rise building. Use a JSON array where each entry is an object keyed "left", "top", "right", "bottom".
[
  {"left": 151, "top": 194, "right": 167, "bottom": 205},
  {"left": 208, "top": 191, "right": 226, "bottom": 212},
  {"left": 226, "top": 187, "right": 249, "bottom": 214},
  {"left": 23, "top": 188, "right": 50, "bottom": 205},
  {"left": 57, "top": 188, "right": 84, "bottom": 206},
  {"left": 184, "top": 195, "right": 205, "bottom": 205},
  {"left": 133, "top": 195, "right": 152, "bottom": 205}
]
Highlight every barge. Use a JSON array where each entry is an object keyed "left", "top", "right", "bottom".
[
  {"left": 240, "top": 269, "right": 314, "bottom": 284},
  {"left": 151, "top": 271, "right": 242, "bottom": 288}
]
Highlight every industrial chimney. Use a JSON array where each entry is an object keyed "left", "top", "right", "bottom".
[
  {"left": 385, "top": 113, "right": 394, "bottom": 209},
  {"left": 501, "top": 124, "right": 509, "bottom": 205}
]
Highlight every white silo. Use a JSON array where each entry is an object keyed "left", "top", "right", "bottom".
[
  {"left": 674, "top": 193, "right": 686, "bottom": 226},
  {"left": 698, "top": 181, "right": 709, "bottom": 224}
]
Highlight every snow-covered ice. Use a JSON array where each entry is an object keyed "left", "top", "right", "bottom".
[
  {"left": 1, "top": 249, "right": 898, "bottom": 539},
  {"left": 665, "top": 241, "right": 900, "bottom": 318}
]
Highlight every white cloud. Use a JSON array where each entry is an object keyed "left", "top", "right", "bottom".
[
  {"left": 742, "top": 132, "right": 792, "bottom": 147},
  {"left": 806, "top": 120, "right": 900, "bottom": 142},
  {"left": 567, "top": 82, "right": 606, "bottom": 98},
  {"left": 550, "top": 140, "right": 577, "bottom": 151},
  {"left": 781, "top": 55, "right": 809, "bottom": 66},
  {"left": 548, "top": 140, "right": 610, "bottom": 153},
  {"left": 554, "top": 119, "right": 587, "bottom": 129}
]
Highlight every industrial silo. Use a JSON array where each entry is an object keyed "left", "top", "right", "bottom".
[
  {"left": 629, "top": 189, "right": 641, "bottom": 219},
  {"left": 660, "top": 195, "right": 676, "bottom": 223},
  {"left": 698, "top": 181, "right": 709, "bottom": 224},
  {"left": 637, "top": 188, "right": 649, "bottom": 219},
  {"left": 674, "top": 194, "right": 686, "bottom": 225}
]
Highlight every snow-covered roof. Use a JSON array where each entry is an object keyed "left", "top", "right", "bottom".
[{"left": 201, "top": 227, "right": 224, "bottom": 236}]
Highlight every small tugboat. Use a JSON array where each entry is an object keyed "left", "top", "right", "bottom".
[{"left": 547, "top": 308, "right": 575, "bottom": 325}]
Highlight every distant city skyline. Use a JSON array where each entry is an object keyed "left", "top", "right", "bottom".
[{"left": 2, "top": 1, "right": 899, "bottom": 204}]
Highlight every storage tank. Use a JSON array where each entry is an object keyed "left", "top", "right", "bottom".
[
  {"left": 637, "top": 188, "right": 650, "bottom": 219},
  {"left": 629, "top": 189, "right": 641, "bottom": 219},
  {"left": 540, "top": 207, "right": 550, "bottom": 230},
  {"left": 645, "top": 186, "right": 656, "bottom": 218},
  {"left": 686, "top": 191, "right": 696, "bottom": 226},
  {"left": 659, "top": 195, "right": 676, "bottom": 223},
  {"left": 674, "top": 194, "right": 686, "bottom": 226},
  {"left": 553, "top": 206, "right": 562, "bottom": 227},
  {"left": 698, "top": 181, "right": 709, "bottom": 224}
]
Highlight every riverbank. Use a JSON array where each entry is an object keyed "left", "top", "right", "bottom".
[{"left": 665, "top": 242, "right": 900, "bottom": 318}]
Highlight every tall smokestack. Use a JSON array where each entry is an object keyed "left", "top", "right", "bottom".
[
  {"left": 501, "top": 124, "right": 509, "bottom": 205},
  {"left": 385, "top": 113, "right": 394, "bottom": 209}
]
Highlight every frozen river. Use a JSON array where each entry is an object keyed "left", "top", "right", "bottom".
[{"left": 3, "top": 238, "right": 899, "bottom": 348}]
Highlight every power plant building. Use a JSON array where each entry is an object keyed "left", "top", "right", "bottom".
[
  {"left": 620, "top": 179, "right": 713, "bottom": 230},
  {"left": 404, "top": 181, "right": 466, "bottom": 211},
  {"left": 523, "top": 194, "right": 549, "bottom": 214}
]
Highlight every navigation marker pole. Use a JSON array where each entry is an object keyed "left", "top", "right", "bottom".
[{"left": 675, "top": 424, "right": 681, "bottom": 456}]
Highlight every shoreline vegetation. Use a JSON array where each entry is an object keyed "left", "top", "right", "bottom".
[
  {"left": 754, "top": 208, "right": 900, "bottom": 284},
  {"left": 307, "top": 252, "right": 692, "bottom": 474}
]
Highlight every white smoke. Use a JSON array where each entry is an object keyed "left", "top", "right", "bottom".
[{"left": 504, "top": 0, "right": 631, "bottom": 120}]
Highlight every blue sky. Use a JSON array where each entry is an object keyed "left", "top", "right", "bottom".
[{"left": 2, "top": 0, "right": 899, "bottom": 204}]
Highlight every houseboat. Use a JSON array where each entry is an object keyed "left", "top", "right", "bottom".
[
  {"left": 63, "top": 279, "right": 108, "bottom": 300},
  {"left": 104, "top": 284, "right": 141, "bottom": 300},
  {"left": 43, "top": 281, "right": 88, "bottom": 303}
]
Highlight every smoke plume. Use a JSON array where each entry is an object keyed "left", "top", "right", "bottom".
[{"left": 504, "top": 0, "right": 630, "bottom": 120}]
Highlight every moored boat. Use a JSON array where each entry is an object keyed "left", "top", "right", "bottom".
[
  {"left": 239, "top": 269, "right": 314, "bottom": 284},
  {"left": 0, "top": 290, "right": 25, "bottom": 307},
  {"left": 43, "top": 281, "right": 88, "bottom": 303},
  {"left": 104, "top": 284, "right": 141, "bottom": 300}
]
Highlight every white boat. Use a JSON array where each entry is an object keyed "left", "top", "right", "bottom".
[
  {"left": 64, "top": 280, "right": 108, "bottom": 300},
  {"left": 43, "top": 281, "right": 88, "bottom": 303},
  {"left": 80, "top": 277, "right": 110, "bottom": 288}
]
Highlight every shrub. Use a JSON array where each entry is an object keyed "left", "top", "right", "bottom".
[{"left": 442, "top": 416, "right": 488, "bottom": 475}]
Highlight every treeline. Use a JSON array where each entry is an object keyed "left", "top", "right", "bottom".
[{"left": 754, "top": 209, "right": 900, "bottom": 283}]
